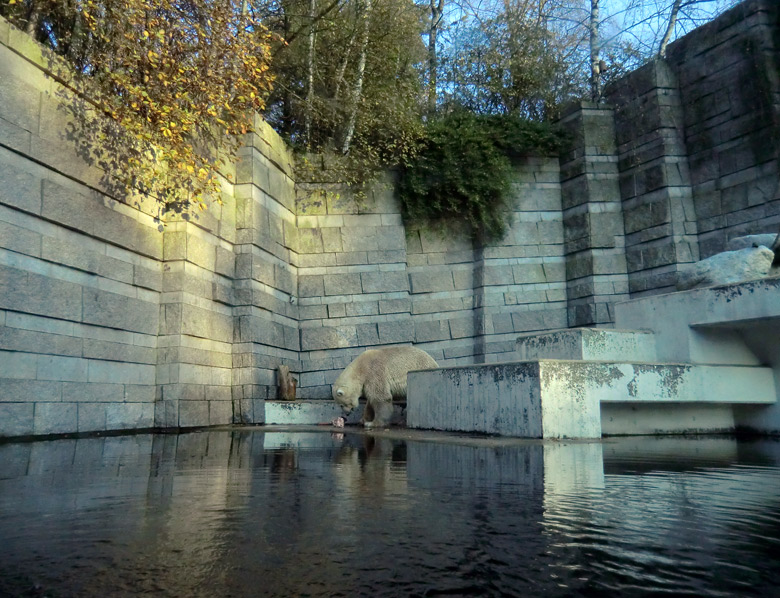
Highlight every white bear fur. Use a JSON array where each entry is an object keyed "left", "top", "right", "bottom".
[{"left": 332, "top": 346, "right": 438, "bottom": 428}]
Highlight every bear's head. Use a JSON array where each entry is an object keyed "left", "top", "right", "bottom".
[{"left": 332, "top": 381, "right": 360, "bottom": 413}]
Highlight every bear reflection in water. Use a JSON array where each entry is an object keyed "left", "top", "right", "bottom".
[{"left": 333, "top": 435, "right": 409, "bottom": 499}]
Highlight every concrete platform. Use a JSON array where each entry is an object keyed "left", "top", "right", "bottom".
[
  {"left": 264, "top": 400, "right": 405, "bottom": 426},
  {"left": 407, "top": 361, "right": 776, "bottom": 439},
  {"left": 265, "top": 400, "right": 364, "bottom": 425}
]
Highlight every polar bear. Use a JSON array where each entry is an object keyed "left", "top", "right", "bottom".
[{"left": 332, "top": 346, "right": 438, "bottom": 428}]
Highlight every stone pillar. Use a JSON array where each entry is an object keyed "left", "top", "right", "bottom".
[
  {"left": 558, "top": 102, "right": 630, "bottom": 327},
  {"left": 232, "top": 116, "right": 299, "bottom": 422},
  {"left": 155, "top": 209, "right": 237, "bottom": 429},
  {"left": 607, "top": 60, "right": 699, "bottom": 296}
]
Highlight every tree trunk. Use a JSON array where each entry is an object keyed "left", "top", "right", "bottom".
[
  {"left": 589, "top": 0, "right": 601, "bottom": 102},
  {"left": 341, "top": 0, "right": 371, "bottom": 155},
  {"left": 277, "top": 365, "right": 297, "bottom": 401},
  {"left": 25, "top": 1, "right": 42, "bottom": 36},
  {"left": 305, "top": 0, "right": 316, "bottom": 148},
  {"left": 427, "top": 0, "right": 444, "bottom": 115},
  {"left": 659, "top": 0, "right": 683, "bottom": 58},
  {"left": 334, "top": 29, "right": 357, "bottom": 102}
]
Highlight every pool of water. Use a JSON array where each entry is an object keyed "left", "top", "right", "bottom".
[{"left": 0, "top": 429, "right": 778, "bottom": 597}]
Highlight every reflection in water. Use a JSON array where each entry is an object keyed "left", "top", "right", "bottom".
[{"left": 0, "top": 432, "right": 778, "bottom": 597}]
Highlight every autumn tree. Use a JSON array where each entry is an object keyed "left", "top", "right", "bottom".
[
  {"left": 260, "top": 0, "right": 426, "bottom": 184},
  {"left": 2, "top": 0, "right": 275, "bottom": 212},
  {"left": 438, "top": 0, "right": 582, "bottom": 118}
]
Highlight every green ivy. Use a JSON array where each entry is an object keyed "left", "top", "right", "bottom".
[{"left": 398, "top": 112, "right": 567, "bottom": 242}]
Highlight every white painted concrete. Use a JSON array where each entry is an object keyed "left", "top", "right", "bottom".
[
  {"left": 615, "top": 278, "right": 780, "bottom": 434},
  {"left": 601, "top": 404, "right": 736, "bottom": 435},
  {"left": 408, "top": 363, "right": 548, "bottom": 437},
  {"left": 614, "top": 278, "right": 780, "bottom": 365},
  {"left": 264, "top": 400, "right": 405, "bottom": 426}
]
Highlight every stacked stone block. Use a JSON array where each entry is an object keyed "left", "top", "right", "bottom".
[
  {"left": 155, "top": 217, "right": 237, "bottom": 428},
  {"left": 3, "top": 2, "right": 780, "bottom": 435},
  {"left": 296, "top": 181, "right": 412, "bottom": 397},
  {"left": 665, "top": 0, "right": 780, "bottom": 257},
  {"left": 0, "top": 147, "right": 161, "bottom": 436},
  {"left": 232, "top": 117, "right": 300, "bottom": 419},
  {"left": 558, "top": 103, "right": 630, "bottom": 326},
  {"left": 406, "top": 223, "right": 479, "bottom": 366},
  {"left": 0, "top": 19, "right": 242, "bottom": 434},
  {"left": 607, "top": 60, "right": 700, "bottom": 296},
  {"left": 478, "top": 157, "right": 568, "bottom": 362}
]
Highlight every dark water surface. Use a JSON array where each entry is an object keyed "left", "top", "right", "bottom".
[{"left": 1, "top": 430, "right": 779, "bottom": 597}]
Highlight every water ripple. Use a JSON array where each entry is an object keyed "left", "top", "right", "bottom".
[{"left": 0, "top": 433, "right": 779, "bottom": 597}]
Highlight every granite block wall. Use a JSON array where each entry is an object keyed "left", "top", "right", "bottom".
[
  {"left": 664, "top": 0, "right": 780, "bottom": 257},
  {"left": 0, "top": 19, "right": 249, "bottom": 435},
  {"left": 478, "top": 158, "right": 568, "bottom": 362},
  {"left": 294, "top": 179, "right": 412, "bottom": 398},
  {"left": 0, "top": 29, "right": 162, "bottom": 436},
  {"left": 290, "top": 156, "right": 568, "bottom": 401},
  {"left": 558, "top": 104, "right": 630, "bottom": 326},
  {"left": 607, "top": 61, "right": 700, "bottom": 296},
  {"left": 231, "top": 116, "right": 299, "bottom": 421}
]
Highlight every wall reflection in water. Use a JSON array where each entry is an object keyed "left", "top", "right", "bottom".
[{"left": 0, "top": 432, "right": 778, "bottom": 597}]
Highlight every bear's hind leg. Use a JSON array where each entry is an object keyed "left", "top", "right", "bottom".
[
  {"left": 364, "top": 400, "right": 394, "bottom": 429},
  {"left": 360, "top": 402, "right": 375, "bottom": 426}
]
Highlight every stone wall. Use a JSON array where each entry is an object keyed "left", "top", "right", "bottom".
[
  {"left": 1, "top": 0, "right": 779, "bottom": 436},
  {"left": 1, "top": 23, "right": 162, "bottom": 436},
  {"left": 291, "top": 157, "right": 568, "bottom": 399},
  {"left": 607, "top": 0, "right": 779, "bottom": 278},
  {"left": 0, "top": 20, "right": 294, "bottom": 435}
]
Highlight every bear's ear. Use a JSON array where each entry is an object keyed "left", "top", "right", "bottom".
[{"left": 336, "top": 389, "right": 344, "bottom": 397}]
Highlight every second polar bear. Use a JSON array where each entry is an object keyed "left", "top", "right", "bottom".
[{"left": 332, "top": 346, "right": 438, "bottom": 428}]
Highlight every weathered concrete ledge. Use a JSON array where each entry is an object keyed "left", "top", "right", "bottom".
[
  {"left": 516, "top": 328, "right": 657, "bottom": 362},
  {"left": 407, "top": 361, "right": 776, "bottom": 438},
  {"left": 265, "top": 400, "right": 364, "bottom": 425}
]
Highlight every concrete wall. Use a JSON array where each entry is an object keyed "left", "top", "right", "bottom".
[
  {"left": 1, "top": 0, "right": 779, "bottom": 436},
  {"left": 0, "top": 20, "right": 294, "bottom": 435},
  {"left": 292, "top": 157, "right": 567, "bottom": 399}
]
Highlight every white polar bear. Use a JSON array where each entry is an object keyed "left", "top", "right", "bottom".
[{"left": 332, "top": 346, "right": 439, "bottom": 428}]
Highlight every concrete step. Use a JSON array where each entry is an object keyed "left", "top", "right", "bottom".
[
  {"left": 613, "top": 277, "right": 780, "bottom": 365},
  {"left": 407, "top": 360, "right": 776, "bottom": 439},
  {"left": 265, "top": 400, "right": 364, "bottom": 425},
  {"left": 264, "top": 400, "right": 405, "bottom": 426},
  {"left": 516, "top": 328, "right": 657, "bottom": 362}
]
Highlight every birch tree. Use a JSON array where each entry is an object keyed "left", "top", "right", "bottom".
[
  {"left": 341, "top": 0, "right": 372, "bottom": 154},
  {"left": 306, "top": 0, "right": 316, "bottom": 147},
  {"left": 658, "top": 0, "right": 682, "bottom": 57},
  {"left": 588, "top": 0, "right": 601, "bottom": 100},
  {"left": 427, "top": 0, "right": 445, "bottom": 114}
]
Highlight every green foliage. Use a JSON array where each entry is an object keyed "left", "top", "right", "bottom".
[
  {"left": 398, "top": 112, "right": 566, "bottom": 242},
  {"left": 440, "top": 12, "right": 572, "bottom": 119}
]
